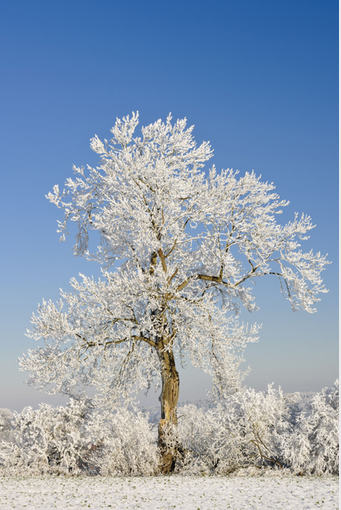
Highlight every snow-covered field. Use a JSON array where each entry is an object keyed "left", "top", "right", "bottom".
[{"left": 0, "top": 474, "right": 338, "bottom": 509}]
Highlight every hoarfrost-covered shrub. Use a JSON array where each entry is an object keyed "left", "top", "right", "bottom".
[
  {"left": 0, "top": 381, "right": 338, "bottom": 476},
  {"left": 173, "top": 385, "right": 298, "bottom": 474},
  {"left": 220, "top": 385, "right": 299, "bottom": 470},
  {"left": 0, "top": 398, "right": 91, "bottom": 475},
  {"left": 0, "top": 400, "right": 159, "bottom": 476},
  {"left": 282, "top": 380, "right": 339, "bottom": 475},
  {"left": 171, "top": 381, "right": 338, "bottom": 476},
  {"left": 86, "top": 407, "right": 159, "bottom": 476}
]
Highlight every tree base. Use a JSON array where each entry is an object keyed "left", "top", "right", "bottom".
[
  {"left": 159, "top": 447, "right": 178, "bottom": 474},
  {"left": 158, "top": 438, "right": 189, "bottom": 474}
]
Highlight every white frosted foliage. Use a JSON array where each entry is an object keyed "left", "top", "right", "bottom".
[{"left": 20, "top": 113, "right": 329, "bottom": 424}]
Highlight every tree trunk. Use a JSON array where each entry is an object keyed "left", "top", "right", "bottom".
[{"left": 158, "top": 347, "right": 180, "bottom": 474}]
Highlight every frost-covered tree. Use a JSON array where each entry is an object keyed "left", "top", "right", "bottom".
[{"left": 19, "top": 113, "right": 329, "bottom": 472}]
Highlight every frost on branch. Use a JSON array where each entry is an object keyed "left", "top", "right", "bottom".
[
  {"left": 20, "top": 272, "right": 257, "bottom": 409},
  {"left": 42, "top": 112, "right": 328, "bottom": 312}
]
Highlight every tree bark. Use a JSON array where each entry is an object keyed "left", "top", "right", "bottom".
[{"left": 157, "top": 346, "right": 180, "bottom": 473}]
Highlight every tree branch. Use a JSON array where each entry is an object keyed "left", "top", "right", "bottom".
[
  {"left": 167, "top": 268, "right": 179, "bottom": 283},
  {"left": 157, "top": 248, "right": 167, "bottom": 273}
]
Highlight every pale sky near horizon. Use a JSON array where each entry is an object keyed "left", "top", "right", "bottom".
[{"left": 0, "top": 0, "right": 338, "bottom": 411}]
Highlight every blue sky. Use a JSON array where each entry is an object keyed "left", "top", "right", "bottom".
[{"left": 0, "top": 0, "right": 338, "bottom": 411}]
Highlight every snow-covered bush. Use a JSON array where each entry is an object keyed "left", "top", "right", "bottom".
[
  {"left": 221, "top": 385, "right": 301, "bottom": 470},
  {"left": 0, "top": 398, "right": 91, "bottom": 475},
  {"left": 0, "top": 399, "right": 159, "bottom": 476},
  {"left": 172, "top": 385, "right": 298, "bottom": 474},
  {"left": 86, "top": 407, "right": 159, "bottom": 476},
  {"left": 0, "top": 381, "right": 338, "bottom": 476},
  {"left": 282, "top": 380, "right": 339, "bottom": 475},
  {"left": 172, "top": 381, "right": 338, "bottom": 476}
]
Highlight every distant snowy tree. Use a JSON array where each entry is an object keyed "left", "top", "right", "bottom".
[
  {"left": 19, "top": 113, "right": 329, "bottom": 472},
  {"left": 0, "top": 409, "right": 14, "bottom": 443}
]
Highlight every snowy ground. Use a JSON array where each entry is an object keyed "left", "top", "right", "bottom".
[{"left": 0, "top": 473, "right": 338, "bottom": 509}]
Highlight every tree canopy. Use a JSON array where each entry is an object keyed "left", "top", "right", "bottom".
[{"left": 20, "top": 112, "right": 328, "bottom": 416}]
